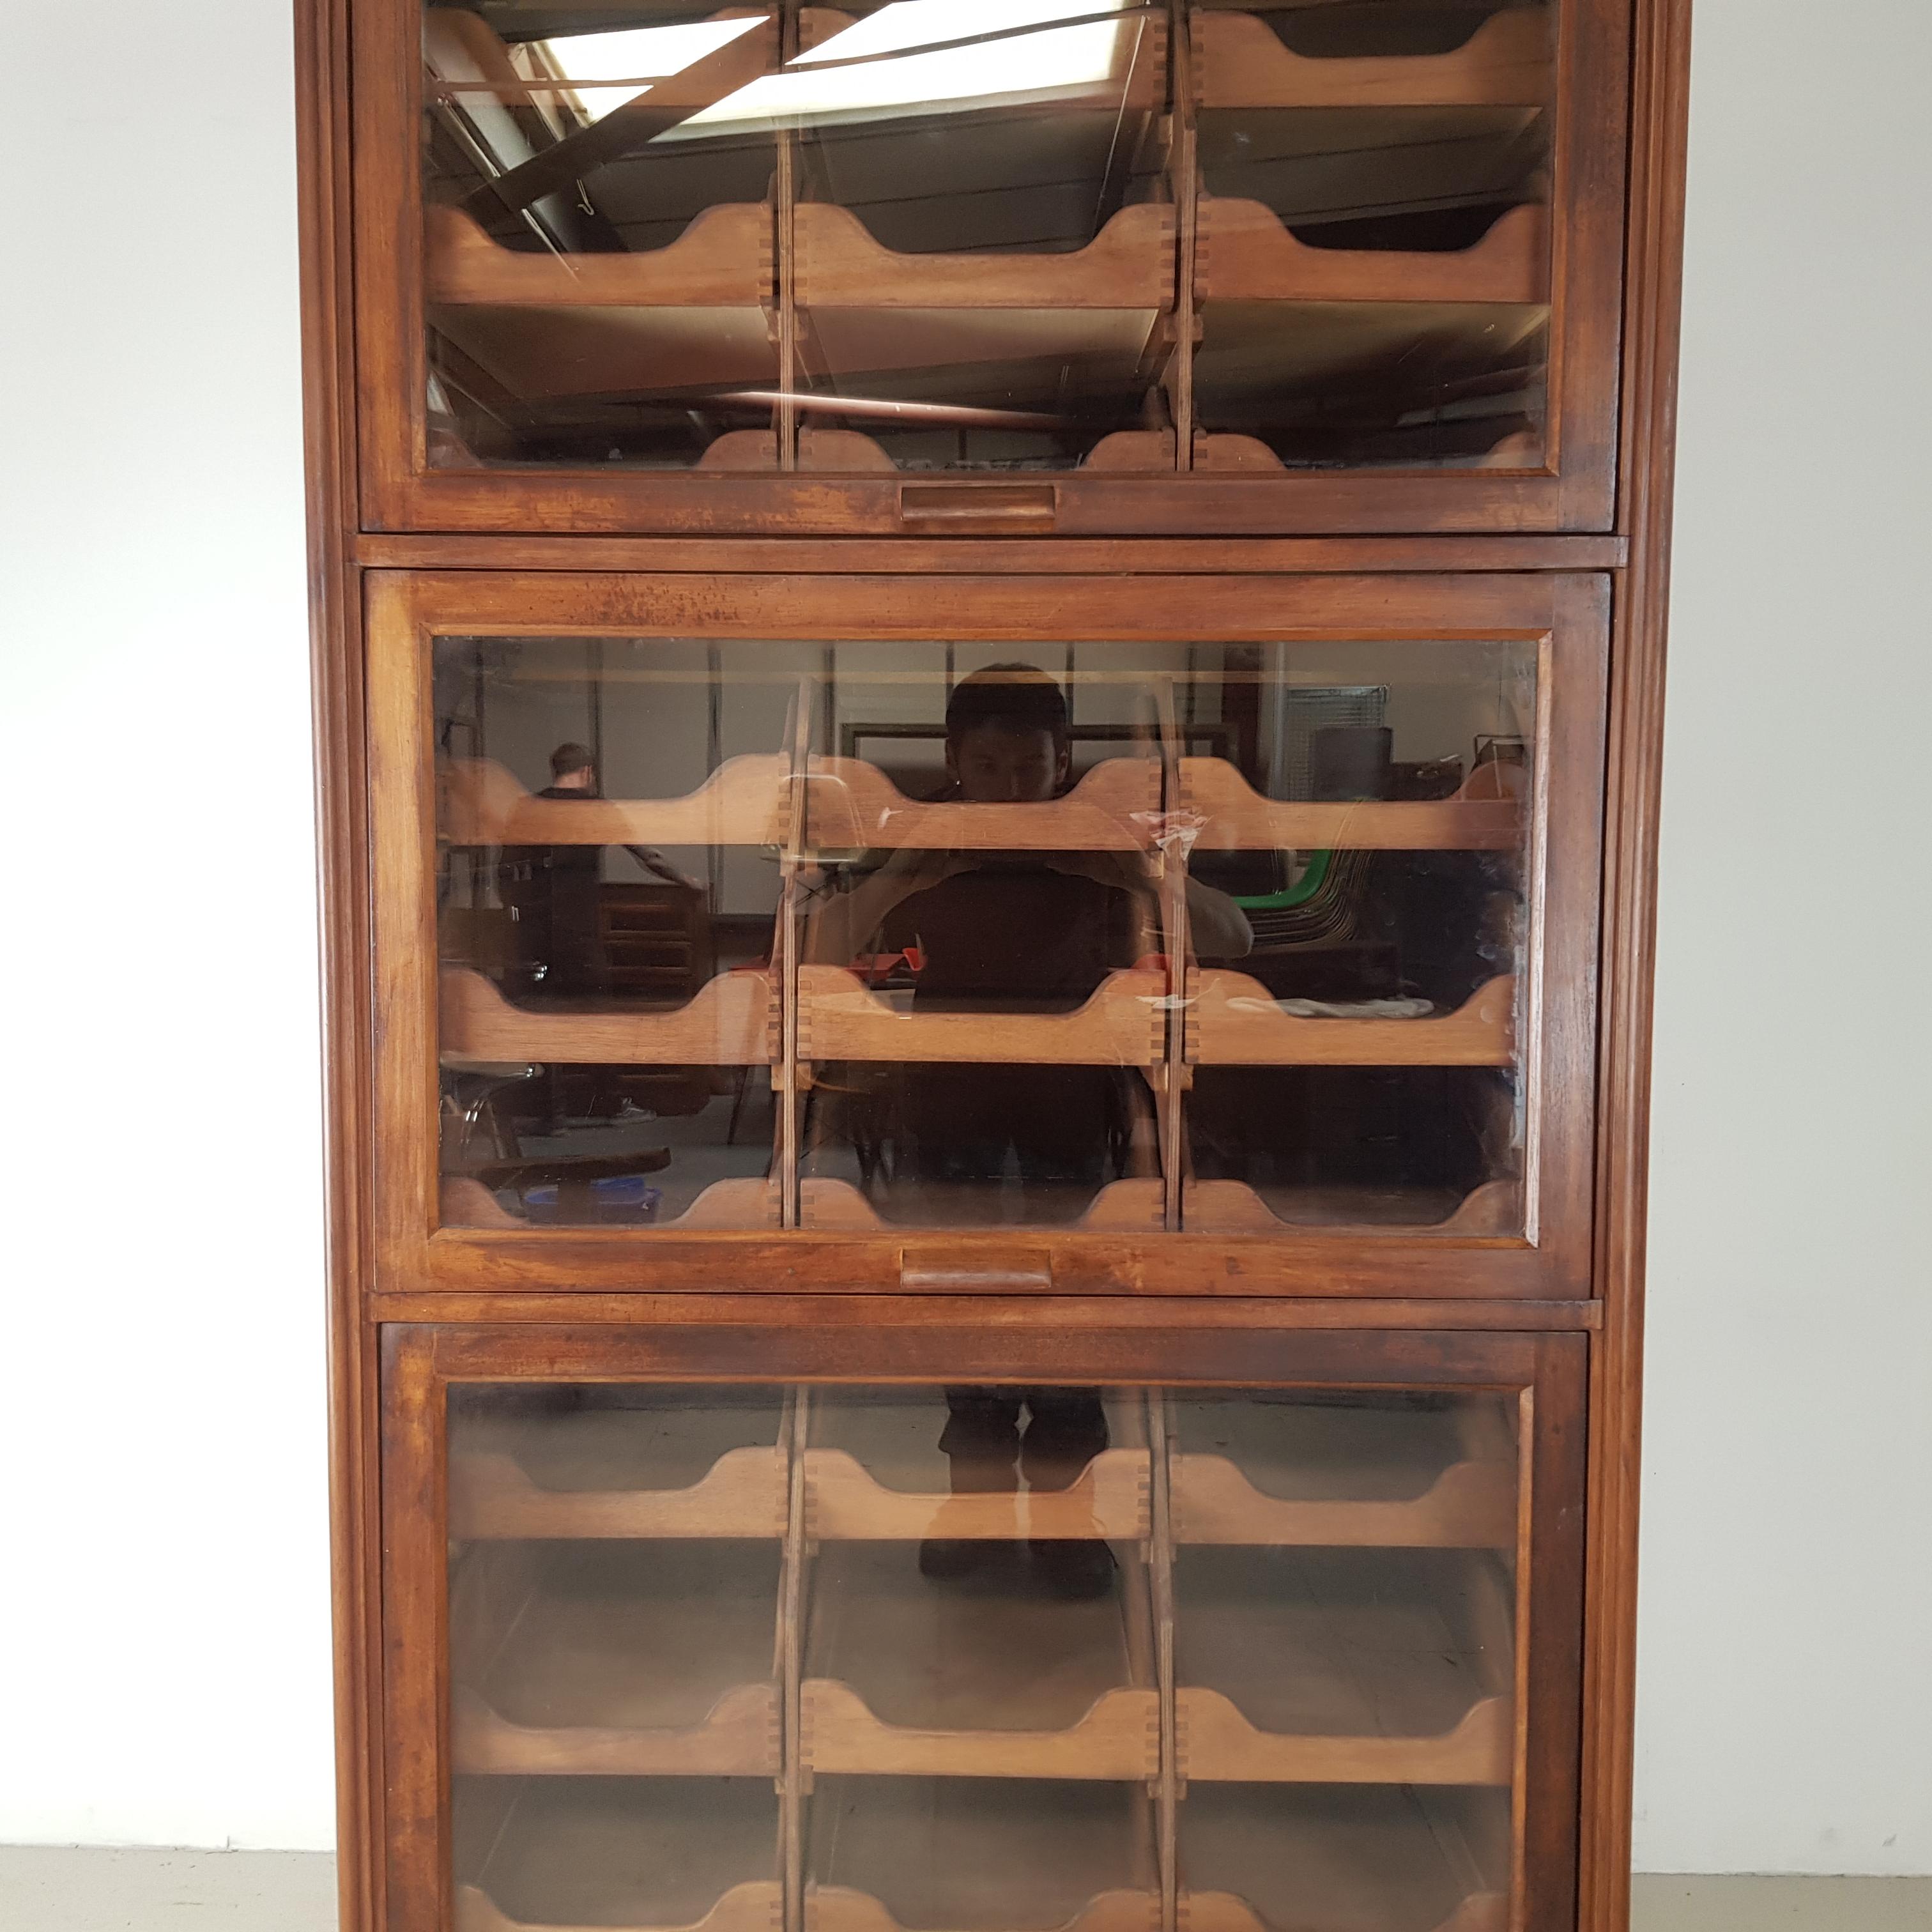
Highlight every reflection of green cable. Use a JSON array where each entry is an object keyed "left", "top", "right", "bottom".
[{"left": 1230, "top": 845, "right": 1336, "bottom": 911}]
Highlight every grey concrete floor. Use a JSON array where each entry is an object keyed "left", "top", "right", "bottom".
[{"left": 0, "top": 1853, "right": 1927, "bottom": 1931}]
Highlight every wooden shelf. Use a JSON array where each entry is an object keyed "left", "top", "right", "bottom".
[
  {"left": 796, "top": 203, "right": 1176, "bottom": 311},
  {"left": 425, "top": 204, "right": 774, "bottom": 310},
  {"left": 1175, "top": 759, "right": 1521, "bottom": 850},
  {"left": 1196, "top": 199, "right": 1547, "bottom": 305},
  {"left": 1180, "top": 1179, "right": 1521, "bottom": 1238},
  {"left": 1193, "top": 9, "right": 1552, "bottom": 111},
  {"left": 1177, "top": 1785, "right": 1505, "bottom": 1932},
  {"left": 806, "top": 1781, "right": 1159, "bottom": 1932},
  {"left": 452, "top": 1543, "right": 781, "bottom": 1776},
  {"left": 442, "top": 1175, "right": 783, "bottom": 1234},
  {"left": 441, "top": 755, "right": 793, "bottom": 848},
  {"left": 801, "top": 1543, "right": 1158, "bottom": 1780},
  {"left": 1184, "top": 975, "right": 1515, "bottom": 1067},
  {"left": 1174, "top": 1546, "right": 1512, "bottom": 1785},
  {"left": 1190, "top": 427, "right": 1540, "bottom": 473},
  {"left": 799, "top": 1177, "right": 1165, "bottom": 1234},
  {"left": 448, "top": 1395, "right": 788, "bottom": 1540},
  {"left": 441, "top": 968, "right": 778, "bottom": 1067},
  {"left": 804, "top": 756, "right": 1161, "bottom": 854},
  {"left": 1169, "top": 1395, "right": 1517, "bottom": 1549},
  {"left": 456, "top": 1779, "right": 781, "bottom": 1932},
  {"left": 806, "top": 1395, "right": 1149, "bottom": 1542},
  {"left": 795, "top": 967, "right": 1167, "bottom": 1066}
]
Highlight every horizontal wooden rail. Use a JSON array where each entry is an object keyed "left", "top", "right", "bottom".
[
  {"left": 1176, "top": 759, "right": 1522, "bottom": 850},
  {"left": 440, "top": 967, "right": 777, "bottom": 1066},
  {"left": 1176, "top": 1689, "right": 1512, "bottom": 1784},
  {"left": 1184, "top": 974, "right": 1515, "bottom": 1066}
]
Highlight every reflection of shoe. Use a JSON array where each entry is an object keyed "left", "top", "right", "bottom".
[{"left": 1030, "top": 1540, "right": 1117, "bottom": 1600}]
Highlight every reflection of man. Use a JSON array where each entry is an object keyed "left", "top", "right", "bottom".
[{"left": 500, "top": 742, "right": 702, "bottom": 998}]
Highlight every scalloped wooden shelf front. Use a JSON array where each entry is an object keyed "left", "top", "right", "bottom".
[
  {"left": 440, "top": 968, "right": 777, "bottom": 1066},
  {"left": 453, "top": 1681, "right": 780, "bottom": 1777},
  {"left": 797, "top": 1177, "right": 1164, "bottom": 1233},
  {"left": 440, "top": 1175, "right": 783, "bottom": 1234},
  {"left": 1175, "top": 760, "right": 1521, "bottom": 850},
  {"left": 1180, "top": 1178, "right": 1521, "bottom": 1238},
  {"left": 796, "top": 201, "right": 1176, "bottom": 310},
  {"left": 801, "top": 1678, "right": 1158, "bottom": 1780},
  {"left": 459, "top": 1881, "right": 784, "bottom": 1932},
  {"left": 1193, "top": 8, "right": 1552, "bottom": 111},
  {"left": 1178, "top": 1889, "right": 1505, "bottom": 1932},
  {"left": 804, "top": 756, "right": 1160, "bottom": 852},
  {"left": 450, "top": 1441, "right": 788, "bottom": 1540},
  {"left": 1196, "top": 199, "right": 1547, "bottom": 305},
  {"left": 1184, "top": 975, "right": 1515, "bottom": 1067},
  {"left": 441, "top": 755, "right": 792, "bottom": 847},
  {"left": 1170, "top": 1451, "right": 1517, "bottom": 1548},
  {"left": 1176, "top": 1687, "right": 1512, "bottom": 1786},
  {"left": 796, "top": 968, "right": 1167, "bottom": 1066},
  {"left": 807, "top": 1887, "right": 1159, "bottom": 1932},
  {"left": 425, "top": 203, "right": 774, "bottom": 309},
  {"left": 805, "top": 1448, "right": 1151, "bottom": 1541}
]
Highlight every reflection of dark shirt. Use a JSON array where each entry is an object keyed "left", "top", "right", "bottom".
[{"left": 501, "top": 786, "right": 605, "bottom": 997}]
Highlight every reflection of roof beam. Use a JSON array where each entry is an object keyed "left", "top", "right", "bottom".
[{"left": 719, "top": 389, "right": 1068, "bottom": 429}]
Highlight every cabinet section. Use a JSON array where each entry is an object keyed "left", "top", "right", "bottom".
[
  {"left": 381, "top": 1330, "right": 1584, "bottom": 1932},
  {"left": 370, "top": 571, "right": 1604, "bottom": 1295},
  {"left": 353, "top": 0, "right": 1630, "bottom": 531}
]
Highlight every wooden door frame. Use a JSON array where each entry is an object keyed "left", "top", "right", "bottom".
[{"left": 347, "top": 0, "right": 1632, "bottom": 537}]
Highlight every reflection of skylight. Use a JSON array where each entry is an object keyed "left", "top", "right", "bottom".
[
  {"left": 539, "top": 17, "right": 765, "bottom": 121},
  {"left": 678, "top": 0, "right": 1131, "bottom": 133}
]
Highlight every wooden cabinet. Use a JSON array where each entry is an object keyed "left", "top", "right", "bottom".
[{"left": 300, "top": 2, "right": 1689, "bottom": 1928}]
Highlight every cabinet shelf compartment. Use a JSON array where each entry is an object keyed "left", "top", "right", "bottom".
[
  {"left": 1173, "top": 1547, "right": 1512, "bottom": 1786},
  {"left": 1192, "top": 9, "right": 1553, "bottom": 112},
  {"left": 799, "top": 1176, "right": 1165, "bottom": 1236},
  {"left": 1184, "top": 976, "right": 1515, "bottom": 1068},
  {"left": 441, "top": 755, "right": 794, "bottom": 850},
  {"left": 1179, "top": 1178, "right": 1520, "bottom": 1239},
  {"left": 1168, "top": 1395, "right": 1518, "bottom": 1549},
  {"left": 801, "top": 1544, "right": 1158, "bottom": 1781},
  {"left": 448, "top": 1392, "right": 789, "bottom": 1541},
  {"left": 806, "top": 1779, "right": 1159, "bottom": 1932},
  {"left": 451, "top": 1543, "right": 782, "bottom": 1777},
  {"left": 1177, "top": 1785, "right": 1505, "bottom": 1932},
  {"left": 456, "top": 1777, "right": 781, "bottom": 1932},
  {"left": 805, "top": 1395, "right": 1150, "bottom": 1544},
  {"left": 795, "top": 968, "right": 1168, "bottom": 1067},
  {"left": 1195, "top": 198, "right": 1547, "bottom": 306},
  {"left": 440, "top": 968, "right": 778, "bottom": 1066},
  {"left": 1175, "top": 760, "right": 1521, "bottom": 852}
]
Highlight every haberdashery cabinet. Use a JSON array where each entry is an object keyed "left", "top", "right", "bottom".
[{"left": 298, "top": 3, "right": 1688, "bottom": 1929}]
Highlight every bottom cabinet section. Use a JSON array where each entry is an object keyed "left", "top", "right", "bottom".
[{"left": 383, "top": 1331, "right": 1584, "bottom": 1932}]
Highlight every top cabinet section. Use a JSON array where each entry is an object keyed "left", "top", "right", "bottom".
[{"left": 351, "top": 0, "right": 1633, "bottom": 534}]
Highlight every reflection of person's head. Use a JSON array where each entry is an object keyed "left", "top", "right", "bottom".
[
  {"left": 944, "top": 665, "right": 1071, "bottom": 804},
  {"left": 548, "top": 741, "right": 596, "bottom": 793}
]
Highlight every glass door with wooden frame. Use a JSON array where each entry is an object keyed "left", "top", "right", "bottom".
[
  {"left": 368, "top": 570, "right": 1606, "bottom": 1298},
  {"left": 382, "top": 1324, "right": 1586, "bottom": 1932},
  {"left": 355, "top": 0, "right": 1630, "bottom": 533}
]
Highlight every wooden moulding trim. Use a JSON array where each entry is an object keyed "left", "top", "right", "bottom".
[
  {"left": 448, "top": 1442, "right": 789, "bottom": 1540},
  {"left": 1170, "top": 1452, "right": 1517, "bottom": 1549},
  {"left": 457, "top": 1878, "right": 783, "bottom": 1932},
  {"left": 424, "top": 203, "right": 773, "bottom": 310},
  {"left": 1176, "top": 760, "right": 1521, "bottom": 851},
  {"left": 799, "top": 1177, "right": 1166, "bottom": 1234},
  {"left": 440, "top": 1176, "right": 783, "bottom": 1233},
  {"left": 450, "top": 1681, "right": 780, "bottom": 1777},
  {"left": 795, "top": 966, "right": 1168, "bottom": 1066},
  {"left": 1184, "top": 974, "right": 1515, "bottom": 1068},
  {"left": 440, "top": 967, "right": 777, "bottom": 1066},
  {"left": 799, "top": 1679, "right": 1159, "bottom": 1780},
  {"left": 804, "top": 1446, "right": 1151, "bottom": 1542},
  {"left": 806, "top": 1887, "right": 1158, "bottom": 1932},
  {"left": 442, "top": 754, "right": 792, "bottom": 847},
  {"left": 1179, "top": 1890, "right": 1504, "bottom": 1932},
  {"left": 1193, "top": 7, "right": 1552, "bottom": 111},
  {"left": 1195, "top": 200, "right": 1547, "bottom": 306},
  {"left": 806, "top": 756, "right": 1160, "bottom": 853},
  {"left": 1176, "top": 1689, "right": 1512, "bottom": 1786},
  {"left": 1181, "top": 1178, "right": 1519, "bottom": 1239},
  {"left": 795, "top": 201, "right": 1176, "bottom": 310}
]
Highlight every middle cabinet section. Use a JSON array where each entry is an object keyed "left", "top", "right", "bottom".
[{"left": 371, "top": 571, "right": 1605, "bottom": 1294}]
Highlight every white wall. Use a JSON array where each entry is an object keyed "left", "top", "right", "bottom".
[
  {"left": 1634, "top": 0, "right": 1932, "bottom": 1880},
  {"left": 0, "top": 3, "right": 334, "bottom": 1852},
  {"left": 1, "top": 0, "right": 1928, "bottom": 1878}
]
